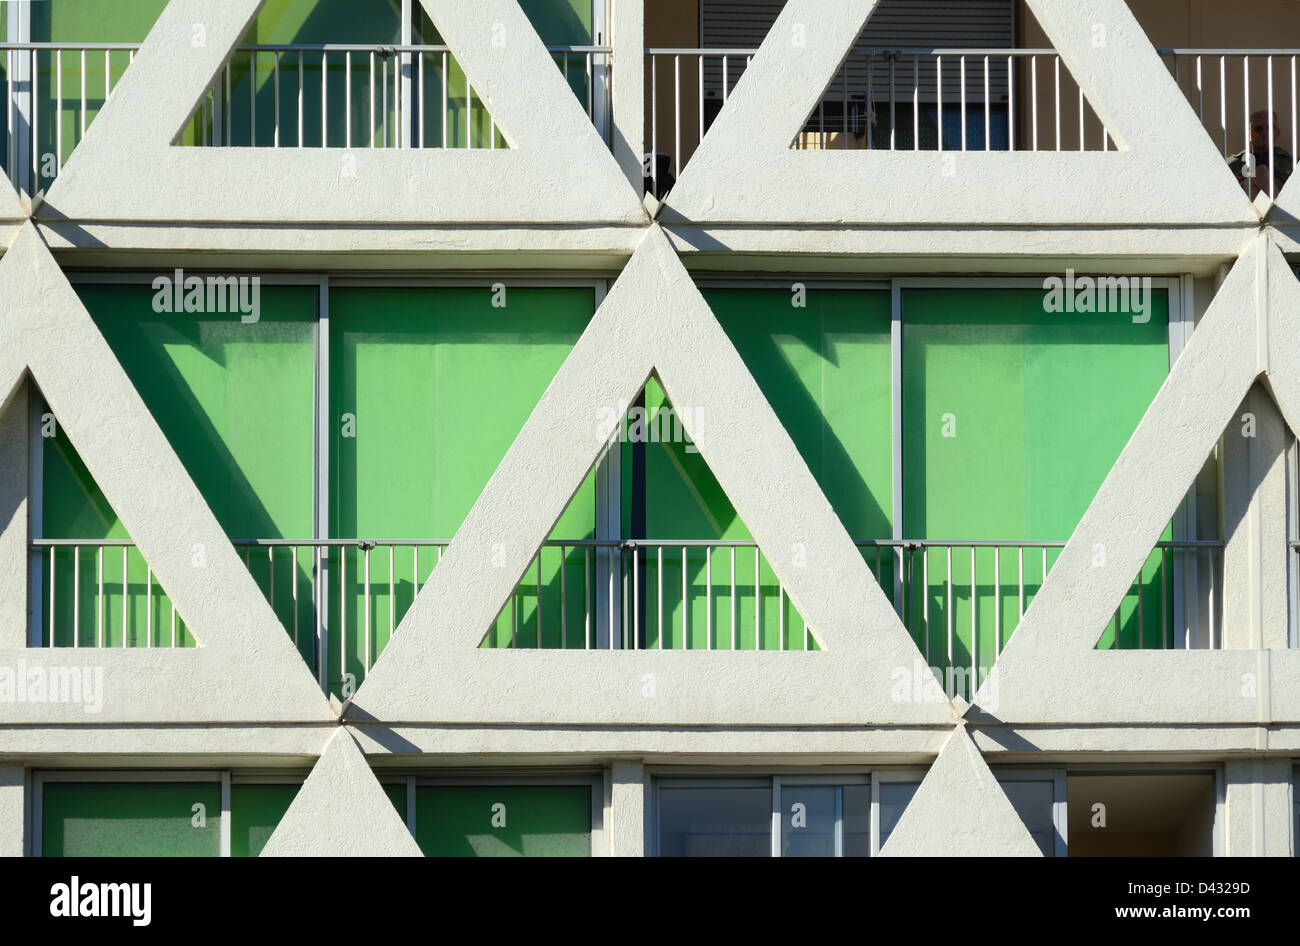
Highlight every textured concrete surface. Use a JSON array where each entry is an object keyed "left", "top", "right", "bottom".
[{"left": 261, "top": 728, "right": 421, "bottom": 857}]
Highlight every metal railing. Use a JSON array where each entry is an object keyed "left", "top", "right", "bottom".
[
  {"left": 0, "top": 41, "right": 609, "bottom": 193},
  {"left": 1, "top": 42, "right": 138, "bottom": 197},
  {"left": 644, "top": 46, "right": 1115, "bottom": 193},
  {"left": 1157, "top": 49, "right": 1300, "bottom": 201},
  {"left": 30, "top": 535, "right": 1224, "bottom": 699},
  {"left": 187, "top": 43, "right": 609, "bottom": 150}
]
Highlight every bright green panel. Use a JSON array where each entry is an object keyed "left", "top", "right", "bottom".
[
  {"left": 620, "top": 289, "right": 892, "bottom": 651},
  {"left": 35, "top": 0, "right": 170, "bottom": 41},
  {"left": 230, "top": 784, "right": 300, "bottom": 858},
  {"left": 329, "top": 287, "right": 594, "bottom": 682},
  {"left": 901, "top": 287, "right": 1170, "bottom": 667},
  {"left": 40, "top": 285, "right": 315, "bottom": 652},
  {"left": 415, "top": 785, "right": 590, "bottom": 857},
  {"left": 43, "top": 781, "right": 221, "bottom": 857}
]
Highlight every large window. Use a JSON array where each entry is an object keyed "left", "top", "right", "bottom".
[{"left": 36, "top": 772, "right": 305, "bottom": 857}]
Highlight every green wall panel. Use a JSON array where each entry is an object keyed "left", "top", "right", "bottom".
[
  {"left": 230, "top": 783, "right": 301, "bottom": 857},
  {"left": 329, "top": 287, "right": 594, "bottom": 681},
  {"left": 901, "top": 287, "right": 1170, "bottom": 664},
  {"left": 415, "top": 785, "right": 591, "bottom": 857},
  {"left": 617, "top": 289, "right": 891, "bottom": 650},
  {"left": 40, "top": 284, "right": 316, "bottom": 652},
  {"left": 43, "top": 781, "right": 221, "bottom": 857}
]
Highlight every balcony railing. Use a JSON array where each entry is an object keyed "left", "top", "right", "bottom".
[
  {"left": 29, "top": 536, "right": 1224, "bottom": 701},
  {"left": 0, "top": 41, "right": 610, "bottom": 195},
  {"left": 644, "top": 45, "right": 1300, "bottom": 197}
]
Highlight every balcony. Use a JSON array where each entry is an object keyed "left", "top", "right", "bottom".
[{"left": 28, "top": 533, "right": 1225, "bottom": 701}]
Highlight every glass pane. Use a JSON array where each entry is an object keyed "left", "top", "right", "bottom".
[
  {"left": 659, "top": 785, "right": 771, "bottom": 857},
  {"left": 415, "top": 785, "right": 591, "bottom": 857},
  {"left": 843, "top": 784, "right": 870, "bottom": 857},
  {"left": 1001, "top": 780, "right": 1055, "bottom": 857},
  {"left": 230, "top": 784, "right": 300, "bottom": 858},
  {"left": 780, "top": 785, "right": 836, "bottom": 857},
  {"left": 43, "top": 781, "right": 221, "bottom": 857},
  {"left": 878, "top": 781, "right": 921, "bottom": 851}
]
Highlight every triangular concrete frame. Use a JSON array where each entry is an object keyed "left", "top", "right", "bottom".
[
  {"left": 348, "top": 225, "right": 954, "bottom": 726},
  {"left": 41, "top": 0, "right": 644, "bottom": 225},
  {"left": 975, "top": 236, "right": 1300, "bottom": 725},
  {"left": 878, "top": 724, "right": 1041, "bottom": 857},
  {"left": 0, "top": 222, "right": 331, "bottom": 724},
  {"left": 663, "top": 0, "right": 1255, "bottom": 226},
  {"left": 261, "top": 728, "right": 421, "bottom": 857}
]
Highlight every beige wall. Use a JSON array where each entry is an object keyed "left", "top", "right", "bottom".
[{"left": 1019, "top": 0, "right": 1300, "bottom": 154}]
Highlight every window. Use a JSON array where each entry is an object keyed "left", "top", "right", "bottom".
[
  {"left": 994, "top": 770, "right": 1066, "bottom": 857},
  {"left": 653, "top": 774, "right": 890, "bottom": 857},
  {"left": 381, "top": 775, "right": 602, "bottom": 857},
  {"left": 35, "top": 772, "right": 305, "bottom": 857},
  {"left": 1066, "top": 772, "right": 1217, "bottom": 857}
]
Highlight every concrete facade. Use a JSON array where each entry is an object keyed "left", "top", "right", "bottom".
[{"left": 0, "top": 0, "right": 1297, "bottom": 857}]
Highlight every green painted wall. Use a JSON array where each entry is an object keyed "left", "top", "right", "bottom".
[
  {"left": 42, "top": 284, "right": 316, "bottom": 651},
  {"left": 901, "top": 287, "right": 1170, "bottom": 661},
  {"left": 612, "top": 289, "right": 891, "bottom": 650},
  {"left": 329, "top": 287, "right": 594, "bottom": 684},
  {"left": 415, "top": 785, "right": 590, "bottom": 856},
  {"left": 43, "top": 781, "right": 222, "bottom": 856},
  {"left": 230, "top": 783, "right": 300, "bottom": 857}
]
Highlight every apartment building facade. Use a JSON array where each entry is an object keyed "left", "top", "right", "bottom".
[{"left": 1, "top": 0, "right": 1299, "bottom": 857}]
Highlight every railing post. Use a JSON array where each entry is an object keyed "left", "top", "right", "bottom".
[{"left": 609, "top": 0, "right": 644, "bottom": 193}]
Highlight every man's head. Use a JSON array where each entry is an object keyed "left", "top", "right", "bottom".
[{"left": 1250, "top": 110, "right": 1281, "bottom": 151}]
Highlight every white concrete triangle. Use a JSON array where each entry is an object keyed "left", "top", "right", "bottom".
[
  {"left": 0, "top": 171, "right": 23, "bottom": 221},
  {"left": 260, "top": 728, "right": 421, "bottom": 857},
  {"left": 348, "top": 224, "right": 953, "bottom": 727},
  {"left": 878, "top": 724, "right": 1041, "bottom": 857},
  {"left": 42, "top": 0, "right": 643, "bottom": 225},
  {"left": 0, "top": 221, "right": 331, "bottom": 723},
  {"left": 664, "top": 0, "right": 1254, "bottom": 226}
]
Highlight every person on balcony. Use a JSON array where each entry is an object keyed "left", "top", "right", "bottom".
[{"left": 1228, "top": 110, "right": 1294, "bottom": 199}]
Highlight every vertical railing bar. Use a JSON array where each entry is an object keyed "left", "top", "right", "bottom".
[
  {"left": 537, "top": 551, "right": 544, "bottom": 648},
  {"left": 395, "top": 50, "right": 402, "bottom": 148},
  {"left": 657, "top": 545, "right": 664, "bottom": 650},
  {"left": 418, "top": 52, "right": 424, "bottom": 147},
  {"left": 381, "top": 57, "right": 388, "bottom": 148},
  {"left": 913, "top": 55, "right": 919, "bottom": 151},
  {"left": 1007, "top": 54, "right": 1015, "bottom": 150},
  {"left": 681, "top": 545, "right": 688, "bottom": 649},
  {"left": 960, "top": 54, "right": 967, "bottom": 151},
  {"left": 867, "top": 53, "right": 875, "bottom": 151},
  {"left": 1209, "top": 548, "right": 1218, "bottom": 649},
  {"left": 994, "top": 545, "right": 1001, "bottom": 655},
  {"left": 321, "top": 51, "right": 328, "bottom": 148},
  {"left": 674, "top": 54, "right": 680, "bottom": 178},
  {"left": 292, "top": 544, "right": 299, "bottom": 647},
  {"left": 97, "top": 547, "right": 104, "bottom": 648},
  {"left": 888, "top": 53, "right": 895, "bottom": 151},
  {"left": 946, "top": 545, "right": 953, "bottom": 666},
  {"left": 984, "top": 55, "right": 991, "bottom": 151},
  {"left": 79, "top": 49, "right": 86, "bottom": 139},
  {"left": 650, "top": 53, "right": 658, "bottom": 194},
  {"left": 72, "top": 546, "right": 79, "bottom": 648},
  {"left": 1161, "top": 546, "right": 1169, "bottom": 649},
  {"left": 1031, "top": 55, "right": 1038, "bottom": 151},
  {"left": 363, "top": 545, "right": 371, "bottom": 669},
  {"left": 1219, "top": 55, "right": 1227, "bottom": 156},
  {"left": 46, "top": 549, "right": 54, "bottom": 647},
  {"left": 146, "top": 566, "right": 152, "bottom": 648},
  {"left": 1053, "top": 55, "right": 1061, "bottom": 151},
  {"left": 1018, "top": 545, "right": 1024, "bottom": 621},
  {"left": 1268, "top": 55, "right": 1276, "bottom": 200},
  {"left": 754, "top": 547, "right": 761, "bottom": 651},
  {"left": 121, "top": 547, "right": 127, "bottom": 648},
  {"left": 584, "top": 546, "right": 591, "bottom": 649},
  {"left": 464, "top": 71, "right": 470, "bottom": 150},
  {"left": 225, "top": 61, "right": 231, "bottom": 145},
  {"left": 56, "top": 50, "right": 63, "bottom": 176},
  {"left": 273, "top": 50, "right": 281, "bottom": 147},
  {"left": 296, "top": 52, "right": 303, "bottom": 147},
  {"left": 249, "top": 49, "right": 256, "bottom": 146},
  {"left": 340, "top": 544, "right": 346, "bottom": 673},
  {"left": 698, "top": 53, "right": 704, "bottom": 146},
  {"left": 970, "top": 546, "right": 977, "bottom": 698},
  {"left": 936, "top": 54, "right": 942, "bottom": 152},
  {"left": 344, "top": 51, "right": 350, "bottom": 148},
  {"left": 369, "top": 52, "right": 376, "bottom": 148},
  {"left": 1137, "top": 552, "right": 1145, "bottom": 647},
  {"left": 705, "top": 546, "right": 712, "bottom": 650},
  {"left": 561, "top": 544, "right": 568, "bottom": 649},
  {"left": 389, "top": 545, "right": 395, "bottom": 643},
  {"left": 268, "top": 544, "right": 274, "bottom": 611},
  {"left": 729, "top": 546, "right": 737, "bottom": 650},
  {"left": 633, "top": 546, "right": 640, "bottom": 650},
  {"left": 1244, "top": 56, "right": 1251, "bottom": 173},
  {"left": 922, "top": 546, "right": 929, "bottom": 662}
]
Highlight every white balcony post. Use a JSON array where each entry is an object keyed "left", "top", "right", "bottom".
[
  {"left": 0, "top": 378, "right": 28, "bottom": 649},
  {"left": 1223, "top": 759, "right": 1293, "bottom": 856},
  {"left": 607, "top": 760, "right": 646, "bottom": 856},
  {"left": 0, "top": 765, "right": 23, "bottom": 856},
  {"left": 609, "top": 0, "right": 644, "bottom": 192}
]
